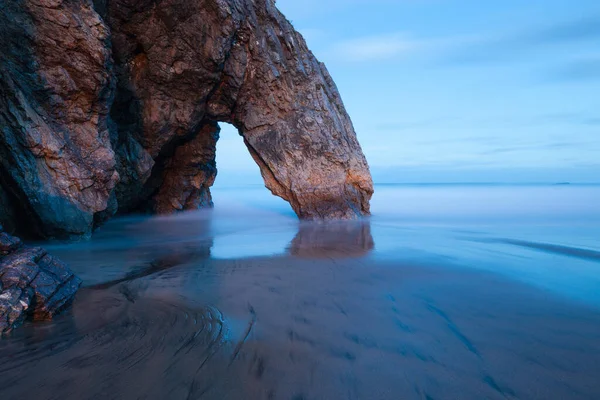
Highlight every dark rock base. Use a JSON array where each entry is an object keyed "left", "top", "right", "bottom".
[{"left": 0, "top": 226, "right": 81, "bottom": 334}]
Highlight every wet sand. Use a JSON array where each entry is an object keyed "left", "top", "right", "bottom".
[
  {"left": 2, "top": 239, "right": 600, "bottom": 398},
  {"left": 2, "top": 184, "right": 600, "bottom": 399}
]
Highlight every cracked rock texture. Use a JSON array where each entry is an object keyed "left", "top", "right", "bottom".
[
  {"left": 0, "top": 0, "right": 373, "bottom": 239},
  {"left": 0, "top": 0, "right": 117, "bottom": 239},
  {"left": 0, "top": 225, "right": 82, "bottom": 334}
]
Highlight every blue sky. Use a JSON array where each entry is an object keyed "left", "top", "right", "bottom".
[{"left": 216, "top": 0, "right": 599, "bottom": 183}]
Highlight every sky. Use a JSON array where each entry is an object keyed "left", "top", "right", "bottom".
[{"left": 216, "top": 0, "right": 600, "bottom": 183}]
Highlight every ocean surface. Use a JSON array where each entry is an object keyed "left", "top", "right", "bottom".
[{"left": 1, "top": 184, "right": 599, "bottom": 399}]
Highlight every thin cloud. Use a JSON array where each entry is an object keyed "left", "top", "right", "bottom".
[
  {"left": 376, "top": 113, "right": 600, "bottom": 132},
  {"left": 583, "top": 117, "right": 600, "bottom": 125},
  {"left": 328, "top": 16, "right": 600, "bottom": 65},
  {"left": 277, "top": 0, "right": 424, "bottom": 19},
  {"left": 331, "top": 33, "right": 420, "bottom": 62},
  {"left": 529, "top": 17, "right": 600, "bottom": 44},
  {"left": 447, "top": 16, "right": 600, "bottom": 65},
  {"left": 533, "top": 112, "right": 600, "bottom": 126},
  {"left": 478, "top": 142, "right": 590, "bottom": 156},
  {"left": 331, "top": 32, "right": 474, "bottom": 62},
  {"left": 548, "top": 57, "right": 600, "bottom": 82},
  {"left": 375, "top": 117, "right": 457, "bottom": 130}
]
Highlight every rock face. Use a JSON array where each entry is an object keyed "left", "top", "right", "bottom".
[
  {"left": 0, "top": 226, "right": 82, "bottom": 334},
  {"left": 0, "top": 0, "right": 118, "bottom": 239},
  {"left": 0, "top": 0, "right": 373, "bottom": 239}
]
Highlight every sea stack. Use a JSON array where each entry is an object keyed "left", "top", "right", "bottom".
[{"left": 0, "top": 0, "right": 373, "bottom": 239}]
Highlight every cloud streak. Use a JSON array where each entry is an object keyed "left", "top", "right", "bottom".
[
  {"left": 327, "top": 16, "right": 600, "bottom": 65},
  {"left": 529, "top": 17, "right": 600, "bottom": 44},
  {"left": 331, "top": 33, "right": 421, "bottom": 62},
  {"left": 329, "top": 16, "right": 600, "bottom": 87},
  {"left": 330, "top": 32, "right": 477, "bottom": 62},
  {"left": 446, "top": 16, "right": 600, "bottom": 65},
  {"left": 548, "top": 57, "right": 600, "bottom": 82}
]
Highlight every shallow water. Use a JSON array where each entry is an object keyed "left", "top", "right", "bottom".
[{"left": 1, "top": 184, "right": 600, "bottom": 399}]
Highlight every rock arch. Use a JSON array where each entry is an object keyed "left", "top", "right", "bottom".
[{"left": 0, "top": 0, "right": 373, "bottom": 239}]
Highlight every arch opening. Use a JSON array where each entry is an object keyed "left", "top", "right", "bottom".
[{"left": 210, "top": 122, "right": 295, "bottom": 217}]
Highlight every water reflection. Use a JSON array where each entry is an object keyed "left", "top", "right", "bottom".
[
  {"left": 288, "top": 221, "right": 374, "bottom": 259},
  {"left": 39, "top": 213, "right": 214, "bottom": 286},
  {"left": 46, "top": 212, "right": 375, "bottom": 283}
]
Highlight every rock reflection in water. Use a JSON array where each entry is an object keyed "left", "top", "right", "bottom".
[
  {"left": 289, "top": 221, "right": 374, "bottom": 259},
  {"left": 44, "top": 213, "right": 215, "bottom": 287}
]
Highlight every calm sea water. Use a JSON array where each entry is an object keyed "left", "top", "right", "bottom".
[
  {"left": 208, "top": 183, "right": 600, "bottom": 305},
  {"left": 1, "top": 184, "right": 599, "bottom": 399}
]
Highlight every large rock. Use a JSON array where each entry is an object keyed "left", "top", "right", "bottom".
[
  {"left": 0, "top": 185, "right": 16, "bottom": 234},
  {"left": 0, "top": 0, "right": 373, "bottom": 239},
  {"left": 0, "top": 226, "right": 82, "bottom": 334},
  {"left": 0, "top": 0, "right": 118, "bottom": 239}
]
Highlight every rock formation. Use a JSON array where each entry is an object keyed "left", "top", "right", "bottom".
[
  {"left": 0, "top": 0, "right": 373, "bottom": 239},
  {"left": 0, "top": 0, "right": 118, "bottom": 238},
  {"left": 0, "top": 225, "right": 82, "bottom": 334}
]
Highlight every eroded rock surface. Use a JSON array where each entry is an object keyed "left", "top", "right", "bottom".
[
  {"left": 0, "top": 0, "right": 373, "bottom": 239},
  {"left": 0, "top": 226, "right": 82, "bottom": 334},
  {"left": 0, "top": 0, "right": 118, "bottom": 239}
]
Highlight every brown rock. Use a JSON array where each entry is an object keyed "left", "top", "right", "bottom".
[
  {"left": 150, "top": 122, "right": 220, "bottom": 214},
  {"left": 1, "top": 0, "right": 373, "bottom": 239},
  {"left": 0, "top": 228, "right": 81, "bottom": 334},
  {"left": 104, "top": 0, "right": 373, "bottom": 220},
  {"left": 0, "top": 230, "right": 22, "bottom": 255},
  {"left": 0, "top": 0, "right": 118, "bottom": 238}
]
